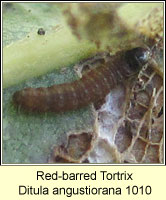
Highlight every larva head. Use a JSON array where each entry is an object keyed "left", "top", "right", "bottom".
[{"left": 125, "top": 47, "right": 151, "bottom": 74}]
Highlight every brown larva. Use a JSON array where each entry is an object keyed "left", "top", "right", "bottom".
[{"left": 13, "top": 47, "right": 151, "bottom": 113}]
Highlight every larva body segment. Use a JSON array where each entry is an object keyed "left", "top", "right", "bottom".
[{"left": 13, "top": 47, "right": 151, "bottom": 113}]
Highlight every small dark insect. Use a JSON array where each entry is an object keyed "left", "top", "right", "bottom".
[
  {"left": 37, "top": 28, "right": 45, "bottom": 35},
  {"left": 13, "top": 47, "right": 151, "bottom": 113}
]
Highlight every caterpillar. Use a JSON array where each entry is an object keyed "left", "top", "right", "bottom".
[{"left": 13, "top": 47, "right": 151, "bottom": 113}]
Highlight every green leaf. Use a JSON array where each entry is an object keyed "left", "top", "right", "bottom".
[{"left": 3, "top": 3, "right": 96, "bottom": 164}]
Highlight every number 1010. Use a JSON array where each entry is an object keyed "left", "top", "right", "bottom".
[{"left": 126, "top": 185, "right": 152, "bottom": 195}]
